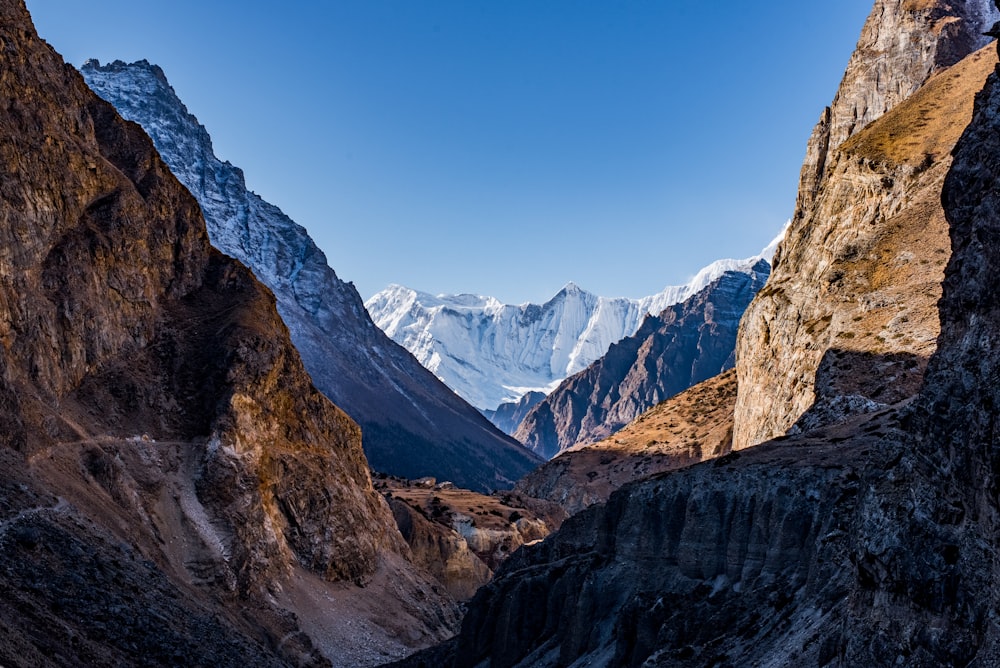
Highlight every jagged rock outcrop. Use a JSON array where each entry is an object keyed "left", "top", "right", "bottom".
[
  {"left": 515, "top": 261, "right": 768, "bottom": 459},
  {"left": 79, "top": 60, "right": 540, "bottom": 494},
  {"left": 481, "top": 391, "right": 545, "bottom": 435},
  {"left": 0, "top": 3, "right": 458, "bottom": 665},
  {"left": 516, "top": 369, "right": 736, "bottom": 515},
  {"left": 734, "top": 0, "right": 1000, "bottom": 449}
]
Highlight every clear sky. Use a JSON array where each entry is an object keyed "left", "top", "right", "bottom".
[{"left": 26, "top": 1, "right": 873, "bottom": 304}]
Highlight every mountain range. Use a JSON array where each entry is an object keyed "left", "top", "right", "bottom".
[
  {"left": 79, "top": 59, "right": 541, "bottom": 493},
  {"left": 366, "top": 238, "right": 780, "bottom": 414}
]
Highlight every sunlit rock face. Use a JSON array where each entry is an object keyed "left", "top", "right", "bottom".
[
  {"left": 80, "top": 59, "right": 541, "bottom": 494},
  {"left": 733, "top": 0, "right": 1000, "bottom": 450}
]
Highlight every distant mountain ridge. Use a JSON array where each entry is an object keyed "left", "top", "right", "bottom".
[
  {"left": 80, "top": 59, "right": 541, "bottom": 493},
  {"left": 514, "top": 259, "right": 771, "bottom": 458},
  {"left": 366, "top": 235, "right": 782, "bottom": 413}
]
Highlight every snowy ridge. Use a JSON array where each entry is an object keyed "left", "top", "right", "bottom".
[
  {"left": 366, "top": 229, "right": 783, "bottom": 411},
  {"left": 81, "top": 59, "right": 540, "bottom": 492}
]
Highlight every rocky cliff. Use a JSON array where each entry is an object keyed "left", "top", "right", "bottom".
[
  {"left": 734, "top": 0, "right": 1000, "bottom": 449},
  {"left": 394, "top": 3, "right": 1000, "bottom": 666},
  {"left": 79, "top": 60, "right": 540, "bottom": 494},
  {"left": 515, "top": 261, "right": 768, "bottom": 459},
  {"left": 0, "top": 2, "right": 458, "bottom": 664}
]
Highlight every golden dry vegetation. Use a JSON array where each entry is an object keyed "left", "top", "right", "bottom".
[{"left": 841, "top": 45, "right": 997, "bottom": 165}]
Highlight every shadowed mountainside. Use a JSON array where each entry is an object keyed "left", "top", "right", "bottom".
[
  {"left": 80, "top": 59, "right": 541, "bottom": 494},
  {"left": 0, "top": 2, "right": 458, "bottom": 664}
]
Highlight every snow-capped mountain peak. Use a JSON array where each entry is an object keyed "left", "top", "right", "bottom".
[{"left": 365, "top": 237, "right": 781, "bottom": 412}]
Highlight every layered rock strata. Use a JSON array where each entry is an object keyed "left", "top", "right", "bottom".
[
  {"left": 516, "top": 261, "right": 768, "bottom": 459},
  {"left": 0, "top": 2, "right": 457, "bottom": 664},
  {"left": 734, "top": 0, "right": 1000, "bottom": 449},
  {"left": 80, "top": 59, "right": 540, "bottom": 494}
]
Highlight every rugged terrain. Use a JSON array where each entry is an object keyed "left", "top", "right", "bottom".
[
  {"left": 80, "top": 60, "right": 540, "bottom": 494},
  {"left": 515, "top": 261, "right": 768, "bottom": 459},
  {"left": 396, "top": 1, "right": 1000, "bottom": 666},
  {"left": 367, "top": 252, "right": 774, "bottom": 414},
  {"left": 516, "top": 369, "right": 736, "bottom": 515},
  {"left": 375, "top": 474, "right": 566, "bottom": 601},
  {"left": 0, "top": 3, "right": 459, "bottom": 665},
  {"left": 734, "top": 0, "right": 1000, "bottom": 449}
]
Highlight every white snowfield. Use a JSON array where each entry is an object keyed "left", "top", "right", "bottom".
[{"left": 366, "top": 227, "right": 785, "bottom": 411}]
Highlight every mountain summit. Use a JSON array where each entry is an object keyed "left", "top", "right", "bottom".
[
  {"left": 366, "top": 239, "right": 780, "bottom": 413},
  {"left": 80, "top": 59, "right": 540, "bottom": 492}
]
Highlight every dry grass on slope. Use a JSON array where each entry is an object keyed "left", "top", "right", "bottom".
[
  {"left": 515, "top": 369, "right": 736, "bottom": 515},
  {"left": 841, "top": 44, "right": 998, "bottom": 166}
]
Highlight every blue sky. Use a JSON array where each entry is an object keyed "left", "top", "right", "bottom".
[{"left": 26, "top": 1, "right": 872, "bottom": 303}]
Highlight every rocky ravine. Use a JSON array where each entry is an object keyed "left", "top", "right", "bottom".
[
  {"left": 0, "top": 3, "right": 458, "bottom": 665},
  {"left": 734, "top": 0, "right": 1000, "bottom": 449},
  {"left": 395, "top": 13, "right": 1000, "bottom": 665},
  {"left": 80, "top": 59, "right": 541, "bottom": 494},
  {"left": 515, "top": 260, "right": 768, "bottom": 459}
]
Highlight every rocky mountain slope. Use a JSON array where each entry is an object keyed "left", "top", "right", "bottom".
[
  {"left": 515, "top": 369, "right": 737, "bottom": 515},
  {"left": 366, "top": 248, "right": 777, "bottom": 413},
  {"left": 734, "top": 0, "right": 1000, "bottom": 449},
  {"left": 480, "top": 391, "right": 546, "bottom": 435},
  {"left": 395, "top": 2, "right": 1000, "bottom": 666},
  {"left": 514, "top": 260, "right": 769, "bottom": 459},
  {"left": 79, "top": 59, "right": 540, "bottom": 494},
  {"left": 0, "top": 3, "right": 460, "bottom": 665},
  {"left": 374, "top": 474, "right": 566, "bottom": 601}
]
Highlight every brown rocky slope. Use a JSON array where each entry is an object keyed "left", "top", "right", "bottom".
[
  {"left": 734, "top": 0, "right": 1000, "bottom": 449},
  {"left": 515, "top": 369, "right": 736, "bottom": 516},
  {"left": 0, "top": 1, "right": 456, "bottom": 665}
]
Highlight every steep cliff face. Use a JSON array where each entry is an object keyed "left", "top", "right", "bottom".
[
  {"left": 515, "top": 369, "right": 736, "bottom": 515},
  {"left": 734, "top": 25, "right": 998, "bottom": 450},
  {"left": 516, "top": 261, "right": 768, "bottom": 459},
  {"left": 796, "top": 0, "right": 998, "bottom": 216},
  {"left": 0, "top": 3, "right": 457, "bottom": 665},
  {"left": 79, "top": 60, "right": 540, "bottom": 494}
]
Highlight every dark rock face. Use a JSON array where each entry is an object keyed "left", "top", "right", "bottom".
[
  {"left": 0, "top": 2, "right": 457, "bottom": 664},
  {"left": 78, "top": 59, "right": 541, "bottom": 494},
  {"left": 482, "top": 391, "right": 546, "bottom": 435},
  {"left": 515, "top": 261, "right": 769, "bottom": 459}
]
